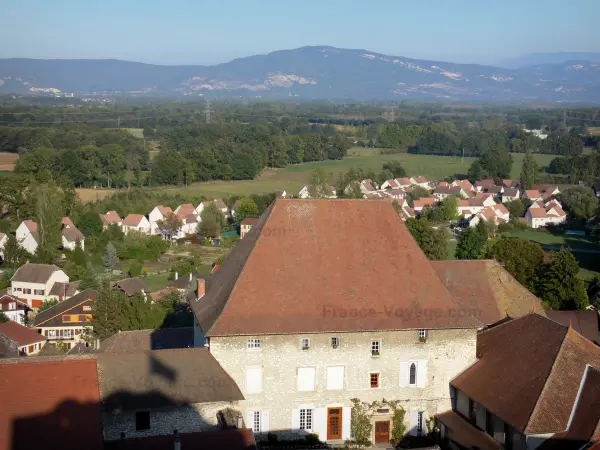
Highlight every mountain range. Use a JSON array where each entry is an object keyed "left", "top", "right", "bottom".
[{"left": 1, "top": 46, "right": 600, "bottom": 103}]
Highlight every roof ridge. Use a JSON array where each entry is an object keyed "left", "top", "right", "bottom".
[
  {"left": 206, "top": 202, "right": 277, "bottom": 336},
  {"left": 478, "top": 311, "right": 549, "bottom": 337},
  {"left": 524, "top": 323, "right": 571, "bottom": 433},
  {"left": 33, "top": 288, "right": 96, "bottom": 326}
]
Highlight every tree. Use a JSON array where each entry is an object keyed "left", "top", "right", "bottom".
[
  {"left": 382, "top": 161, "right": 407, "bottom": 178},
  {"left": 405, "top": 218, "right": 448, "bottom": 260},
  {"left": 308, "top": 167, "right": 332, "bottom": 198},
  {"left": 505, "top": 199, "right": 525, "bottom": 218},
  {"left": 199, "top": 203, "right": 226, "bottom": 237},
  {"left": 79, "top": 263, "right": 100, "bottom": 291},
  {"left": 560, "top": 186, "right": 599, "bottom": 220},
  {"left": 76, "top": 211, "right": 103, "bottom": 237},
  {"left": 467, "top": 160, "right": 485, "bottom": 183},
  {"left": 38, "top": 299, "right": 59, "bottom": 313},
  {"left": 0, "top": 311, "right": 9, "bottom": 323},
  {"left": 235, "top": 197, "right": 259, "bottom": 224},
  {"left": 537, "top": 248, "right": 589, "bottom": 310},
  {"left": 520, "top": 151, "right": 539, "bottom": 190},
  {"left": 34, "top": 183, "right": 64, "bottom": 263},
  {"left": 406, "top": 186, "right": 431, "bottom": 203},
  {"left": 2, "top": 234, "right": 26, "bottom": 267},
  {"left": 127, "top": 260, "right": 143, "bottom": 278},
  {"left": 103, "top": 242, "right": 119, "bottom": 270},
  {"left": 455, "top": 226, "right": 487, "bottom": 260},
  {"left": 71, "top": 241, "right": 87, "bottom": 267},
  {"left": 92, "top": 284, "right": 125, "bottom": 340},
  {"left": 157, "top": 212, "right": 183, "bottom": 239},
  {"left": 486, "top": 238, "right": 544, "bottom": 290}
]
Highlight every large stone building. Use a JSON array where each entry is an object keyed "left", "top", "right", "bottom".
[{"left": 191, "top": 199, "right": 486, "bottom": 443}]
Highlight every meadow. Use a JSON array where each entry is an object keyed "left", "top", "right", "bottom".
[{"left": 75, "top": 148, "right": 557, "bottom": 202}]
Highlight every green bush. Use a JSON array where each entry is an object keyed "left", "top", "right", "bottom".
[
  {"left": 305, "top": 433, "right": 320, "bottom": 445},
  {"left": 267, "top": 432, "right": 278, "bottom": 444}
]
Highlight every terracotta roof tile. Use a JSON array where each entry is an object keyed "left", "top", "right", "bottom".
[
  {"left": 101, "top": 211, "right": 122, "bottom": 225},
  {"left": 156, "top": 205, "right": 173, "bottom": 216},
  {"left": 22, "top": 219, "right": 38, "bottom": 232},
  {"left": 0, "top": 321, "right": 46, "bottom": 346},
  {"left": 413, "top": 197, "right": 438, "bottom": 207},
  {"left": 122, "top": 214, "right": 146, "bottom": 226},
  {"left": 193, "top": 199, "right": 481, "bottom": 336},
  {"left": 240, "top": 218, "right": 258, "bottom": 226}
]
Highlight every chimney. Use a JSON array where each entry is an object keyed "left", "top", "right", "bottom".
[
  {"left": 175, "top": 272, "right": 178, "bottom": 280},
  {"left": 197, "top": 279, "right": 205, "bottom": 300}
]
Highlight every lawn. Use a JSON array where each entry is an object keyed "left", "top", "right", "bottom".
[
  {"left": 75, "top": 149, "right": 558, "bottom": 203},
  {"left": 143, "top": 272, "right": 171, "bottom": 291},
  {"left": 503, "top": 230, "right": 600, "bottom": 251}
]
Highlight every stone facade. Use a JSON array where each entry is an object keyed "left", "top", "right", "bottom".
[
  {"left": 102, "top": 400, "right": 244, "bottom": 441},
  {"left": 208, "top": 328, "right": 477, "bottom": 442}
]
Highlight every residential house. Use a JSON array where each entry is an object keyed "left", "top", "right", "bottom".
[
  {"left": 413, "top": 197, "right": 438, "bottom": 213},
  {"left": 431, "top": 260, "right": 546, "bottom": 328},
  {"left": 0, "top": 231, "right": 7, "bottom": 259},
  {"left": 33, "top": 289, "right": 97, "bottom": 350},
  {"left": 10, "top": 263, "right": 69, "bottom": 308},
  {"left": 433, "top": 185, "right": 469, "bottom": 200},
  {"left": 501, "top": 187, "right": 520, "bottom": 203},
  {"left": 148, "top": 205, "right": 173, "bottom": 235},
  {"left": 546, "top": 310, "right": 600, "bottom": 345},
  {"left": 439, "top": 314, "right": 600, "bottom": 450},
  {"left": 99, "top": 327, "right": 194, "bottom": 352},
  {"left": 240, "top": 218, "right": 258, "bottom": 239},
  {"left": 0, "top": 321, "right": 47, "bottom": 355},
  {"left": 532, "top": 184, "right": 560, "bottom": 197},
  {"left": 113, "top": 277, "right": 149, "bottom": 299},
  {"left": 393, "top": 198, "right": 414, "bottom": 220},
  {"left": 522, "top": 128, "right": 548, "bottom": 139},
  {"left": 410, "top": 176, "right": 432, "bottom": 190},
  {"left": 47, "top": 281, "right": 80, "bottom": 302},
  {"left": 170, "top": 273, "right": 205, "bottom": 303},
  {"left": 482, "top": 185, "right": 503, "bottom": 196},
  {"left": 180, "top": 213, "right": 199, "bottom": 236},
  {"left": 100, "top": 211, "right": 123, "bottom": 230},
  {"left": 98, "top": 348, "right": 245, "bottom": 441},
  {"left": 298, "top": 185, "right": 310, "bottom": 199},
  {"left": 525, "top": 203, "right": 567, "bottom": 228},
  {"left": 364, "top": 191, "right": 388, "bottom": 199},
  {"left": 457, "top": 194, "right": 496, "bottom": 217},
  {"left": 502, "top": 179, "right": 520, "bottom": 189},
  {"left": 380, "top": 178, "right": 402, "bottom": 190},
  {"left": 61, "top": 220, "right": 85, "bottom": 250},
  {"left": 15, "top": 219, "right": 39, "bottom": 254},
  {"left": 384, "top": 188, "right": 407, "bottom": 199},
  {"left": 0, "top": 293, "right": 31, "bottom": 324},
  {"left": 174, "top": 203, "right": 197, "bottom": 218},
  {"left": 190, "top": 199, "right": 482, "bottom": 443},
  {"left": 197, "top": 199, "right": 229, "bottom": 216},
  {"left": 524, "top": 190, "right": 542, "bottom": 202},
  {"left": 475, "top": 179, "right": 495, "bottom": 192},
  {"left": 452, "top": 179, "right": 475, "bottom": 193},
  {"left": 122, "top": 214, "right": 151, "bottom": 235}
]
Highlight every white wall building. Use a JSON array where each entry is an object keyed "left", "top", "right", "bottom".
[
  {"left": 10, "top": 263, "right": 69, "bottom": 309},
  {"left": 122, "top": 214, "right": 151, "bottom": 235}
]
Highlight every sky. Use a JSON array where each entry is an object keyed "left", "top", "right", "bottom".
[{"left": 1, "top": 0, "right": 598, "bottom": 66}]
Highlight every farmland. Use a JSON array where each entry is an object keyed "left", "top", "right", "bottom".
[
  {"left": 0, "top": 152, "right": 19, "bottom": 171},
  {"left": 76, "top": 148, "right": 556, "bottom": 203}
]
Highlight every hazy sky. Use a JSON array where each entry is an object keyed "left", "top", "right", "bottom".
[{"left": 1, "top": 0, "right": 597, "bottom": 65}]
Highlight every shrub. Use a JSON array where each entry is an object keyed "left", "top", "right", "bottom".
[
  {"left": 267, "top": 432, "right": 278, "bottom": 444},
  {"left": 305, "top": 433, "right": 320, "bottom": 445}
]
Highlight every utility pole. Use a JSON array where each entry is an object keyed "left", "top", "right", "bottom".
[{"left": 204, "top": 99, "right": 212, "bottom": 124}]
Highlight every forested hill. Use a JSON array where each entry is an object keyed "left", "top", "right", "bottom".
[{"left": 2, "top": 46, "right": 600, "bottom": 102}]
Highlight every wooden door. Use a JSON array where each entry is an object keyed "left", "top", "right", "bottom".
[
  {"left": 327, "top": 407, "right": 342, "bottom": 440},
  {"left": 375, "top": 421, "right": 390, "bottom": 443}
]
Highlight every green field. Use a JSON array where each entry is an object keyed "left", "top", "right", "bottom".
[
  {"left": 123, "top": 128, "right": 145, "bottom": 139},
  {"left": 503, "top": 230, "right": 600, "bottom": 251}
]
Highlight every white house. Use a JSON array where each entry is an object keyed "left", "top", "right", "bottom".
[
  {"left": 10, "top": 263, "right": 69, "bottom": 309},
  {"left": 0, "top": 232, "right": 7, "bottom": 259},
  {"left": 148, "top": 205, "right": 173, "bottom": 235},
  {"left": 452, "top": 179, "right": 475, "bottom": 192},
  {"left": 174, "top": 203, "right": 197, "bottom": 218},
  {"left": 501, "top": 188, "right": 520, "bottom": 203},
  {"left": 196, "top": 199, "right": 229, "bottom": 216},
  {"left": 526, "top": 204, "right": 567, "bottom": 228},
  {"left": 100, "top": 211, "right": 123, "bottom": 230},
  {"left": 240, "top": 218, "right": 258, "bottom": 239},
  {"left": 61, "top": 219, "right": 85, "bottom": 251},
  {"left": 16, "top": 220, "right": 39, "bottom": 254},
  {"left": 456, "top": 194, "right": 496, "bottom": 217},
  {"left": 179, "top": 213, "right": 199, "bottom": 236},
  {"left": 410, "top": 176, "right": 432, "bottom": 190},
  {"left": 433, "top": 186, "right": 469, "bottom": 200},
  {"left": 122, "top": 214, "right": 151, "bottom": 235},
  {"left": 0, "top": 294, "right": 30, "bottom": 324}
]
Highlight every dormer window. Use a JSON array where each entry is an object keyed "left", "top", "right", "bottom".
[
  {"left": 371, "top": 340, "right": 380, "bottom": 356},
  {"left": 301, "top": 338, "right": 311, "bottom": 350},
  {"left": 331, "top": 337, "right": 340, "bottom": 348},
  {"left": 247, "top": 338, "right": 261, "bottom": 350}
]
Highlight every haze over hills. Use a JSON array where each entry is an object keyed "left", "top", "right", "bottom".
[
  {"left": 1, "top": 46, "right": 600, "bottom": 103},
  {"left": 498, "top": 52, "right": 600, "bottom": 69}
]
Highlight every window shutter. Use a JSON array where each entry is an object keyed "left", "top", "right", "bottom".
[
  {"left": 246, "top": 367, "right": 263, "bottom": 394},
  {"left": 399, "top": 362, "right": 410, "bottom": 387},
  {"left": 342, "top": 406, "right": 351, "bottom": 440},
  {"left": 247, "top": 411, "right": 254, "bottom": 430},
  {"left": 291, "top": 409, "right": 301, "bottom": 431},
  {"left": 417, "top": 360, "right": 428, "bottom": 388},
  {"left": 313, "top": 408, "right": 327, "bottom": 442},
  {"left": 409, "top": 411, "right": 419, "bottom": 436},
  {"left": 326, "top": 366, "right": 345, "bottom": 390},
  {"left": 261, "top": 411, "right": 270, "bottom": 432},
  {"left": 297, "top": 367, "right": 316, "bottom": 391}
]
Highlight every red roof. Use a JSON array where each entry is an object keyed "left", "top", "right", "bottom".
[
  {"left": 102, "top": 211, "right": 122, "bottom": 224},
  {"left": 156, "top": 205, "right": 173, "bottom": 216},
  {"left": 240, "top": 218, "right": 258, "bottom": 226},
  {"left": 122, "top": 214, "right": 146, "bottom": 226},
  {"left": 22, "top": 220, "right": 38, "bottom": 232},
  {"left": 0, "top": 358, "right": 102, "bottom": 450},
  {"left": 0, "top": 321, "right": 46, "bottom": 346},
  {"left": 194, "top": 199, "right": 481, "bottom": 336},
  {"left": 413, "top": 197, "right": 437, "bottom": 207},
  {"left": 528, "top": 208, "right": 548, "bottom": 218}
]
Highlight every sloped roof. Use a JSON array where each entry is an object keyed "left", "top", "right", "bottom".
[
  {"left": 101, "top": 210, "right": 122, "bottom": 225},
  {"left": 96, "top": 348, "right": 244, "bottom": 412},
  {"left": 0, "top": 358, "right": 102, "bottom": 450},
  {"left": 546, "top": 310, "right": 600, "bottom": 345},
  {"left": 240, "top": 218, "right": 258, "bottom": 226},
  {"left": 62, "top": 226, "right": 85, "bottom": 243},
  {"left": 525, "top": 189, "right": 541, "bottom": 198},
  {"left": 431, "top": 260, "right": 546, "bottom": 326},
  {"left": 114, "top": 277, "right": 149, "bottom": 297},
  {"left": 503, "top": 187, "right": 520, "bottom": 197},
  {"left": 413, "top": 197, "right": 437, "bottom": 207},
  {"left": 100, "top": 328, "right": 194, "bottom": 352},
  {"left": 22, "top": 220, "right": 38, "bottom": 232},
  {"left": 452, "top": 314, "right": 600, "bottom": 435},
  {"left": 156, "top": 205, "right": 173, "bottom": 215},
  {"left": 48, "top": 281, "right": 80, "bottom": 297},
  {"left": 528, "top": 207, "right": 548, "bottom": 218},
  {"left": 122, "top": 214, "right": 146, "bottom": 226},
  {"left": 11, "top": 263, "right": 61, "bottom": 284},
  {"left": 61, "top": 217, "right": 75, "bottom": 228},
  {"left": 33, "top": 289, "right": 98, "bottom": 327},
  {"left": 0, "top": 321, "right": 46, "bottom": 346},
  {"left": 475, "top": 179, "right": 495, "bottom": 187},
  {"left": 192, "top": 199, "right": 481, "bottom": 337}
]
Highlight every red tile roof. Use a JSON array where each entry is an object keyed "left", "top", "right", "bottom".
[
  {"left": 546, "top": 310, "right": 600, "bottom": 345},
  {"left": 0, "top": 358, "right": 102, "bottom": 450},
  {"left": 528, "top": 207, "right": 548, "bottom": 218},
  {"left": 413, "top": 197, "right": 437, "bottom": 208},
  {"left": 102, "top": 211, "right": 122, "bottom": 224},
  {"left": 122, "top": 214, "right": 146, "bottom": 226},
  {"left": 61, "top": 217, "right": 75, "bottom": 228},
  {"left": 22, "top": 219, "right": 37, "bottom": 232},
  {"left": 452, "top": 314, "right": 600, "bottom": 435},
  {"left": 240, "top": 218, "right": 258, "bottom": 226},
  {"left": 0, "top": 321, "right": 46, "bottom": 346},
  {"left": 156, "top": 205, "right": 173, "bottom": 216},
  {"left": 193, "top": 199, "right": 481, "bottom": 336}
]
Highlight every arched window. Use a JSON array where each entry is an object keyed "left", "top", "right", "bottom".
[{"left": 409, "top": 363, "right": 417, "bottom": 385}]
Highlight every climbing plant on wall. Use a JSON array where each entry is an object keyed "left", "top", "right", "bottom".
[{"left": 349, "top": 398, "right": 408, "bottom": 448}]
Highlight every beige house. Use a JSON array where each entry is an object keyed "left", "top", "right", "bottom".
[
  {"left": 100, "top": 211, "right": 123, "bottom": 230},
  {"left": 10, "top": 263, "right": 69, "bottom": 309},
  {"left": 122, "top": 214, "right": 151, "bottom": 235},
  {"left": 191, "top": 199, "right": 482, "bottom": 445},
  {"left": 0, "top": 321, "right": 47, "bottom": 356}
]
